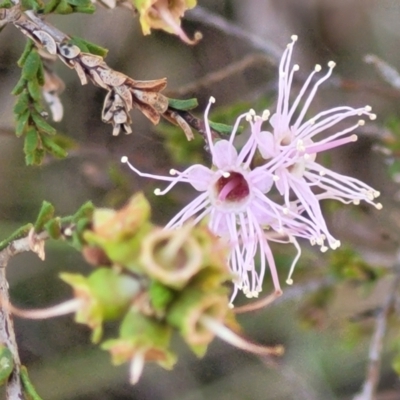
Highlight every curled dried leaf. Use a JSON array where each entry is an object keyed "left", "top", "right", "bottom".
[
  {"left": 59, "top": 43, "right": 81, "bottom": 59},
  {"left": 33, "top": 30, "right": 57, "bottom": 55}
]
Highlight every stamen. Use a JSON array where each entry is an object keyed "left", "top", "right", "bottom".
[
  {"left": 200, "top": 315, "right": 284, "bottom": 356},
  {"left": 129, "top": 350, "right": 145, "bottom": 385},
  {"left": 262, "top": 110, "right": 270, "bottom": 120}
]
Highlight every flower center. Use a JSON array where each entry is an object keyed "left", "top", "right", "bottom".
[{"left": 216, "top": 172, "right": 250, "bottom": 202}]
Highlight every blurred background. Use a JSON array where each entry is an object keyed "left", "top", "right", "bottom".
[{"left": 1, "top": 0, "right": 400, "bottom": 398}]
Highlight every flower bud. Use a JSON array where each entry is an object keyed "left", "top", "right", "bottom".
[
  {"left": 61, "top": 268, "right": 140, "bottom": 343},
  {"left": 166, "top": 289, "right": 230, "bottom": 356},
  {"left": 140, "top": 226, "right": 203, "bottom": 289}
]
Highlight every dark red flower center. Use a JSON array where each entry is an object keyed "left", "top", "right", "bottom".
[{"left": 216, "top": 172, "right": 250, "bottom": 202}]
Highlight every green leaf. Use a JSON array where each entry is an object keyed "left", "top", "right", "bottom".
[
  {"left": 13, "top": 92, "right": 30, "bottom": 115},
  {"left": 31, "top": 112, "right": 56, "bottom": 135},
  {"left": 15, "top": 110, "right": 30, "bottom": 137},
  {"left": 66, "top": 0, "right": 90, "bottom": 6},
  {"left": 69, "top": 36, "right": 108, "bottom": 57},
  {"left": 34, "top": 201, "right": 55, "bottom": 232},
  {"left": 73, "top": 201, "right": 95, "bottom": 221},
  {"left": 37, "top": 61, "right": 45, "bottom": 86},
  {"left": 0, "top": 223, "right": 33, "bottom": 251},
  {"left": 0, "top": 345, "right": 14, "bottom": 386},
  {"left": 22, "top": 51, "right": 40, "bottom": 80},
  {"left": 11, "top": 77, "right": 27, "bottom": 96},
  {"left": 54, "top": 0, "right": 73, "bottom": 13},
  {"left": 73, "top": 4, "right": 95, "bottom": 12},
  {"left": 209, "top": 120, "right": 238, "bottom": 135},
  {"left": 24, "top": 127, "right": 39, "bottom": 155},
  {"left": 43, "top": 0, "right": 60, "bottom": 13},
  {"left": 27, "top": 79, "right": 42, "bottom": 101},
  {"left": 168, "top": 98, "right": 198, "bottom": 111},
  {"left": 17, "top": 40, "right": 35, "bottom": 67},
  {"left": 20, "top": 366, "right": 44, "bottom": 400},
  {"left": 44, "top": 217, "right": 62, "bottom": 239},
  {"left": 41, "top": 135, "right": 68, "bottom": 158},
  {"left": 0, "top": 0, "right": 13, "bottom": 8}
]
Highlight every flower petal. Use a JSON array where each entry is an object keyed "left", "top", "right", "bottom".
[{"left": 212, "top": 140, "right": 238, "bottom": 169}]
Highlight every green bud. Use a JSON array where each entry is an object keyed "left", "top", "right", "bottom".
[
  {"left": 167, "top": 288, "right": 229, "bottom": 356},
  {"left": 102, "top": 310, "right": 176, "bottom": 370},
  {"left": 60, "top": 268, "right": 140, "bottom": 343},
  {"left": 140, "top": 226, "right": 203, "bottom": 289}
]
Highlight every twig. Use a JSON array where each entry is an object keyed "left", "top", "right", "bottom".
[
  {"left": 0, "top": 231, "right": 48, "bottom": 399},
  {"left": 353, "top": 267, "right": 400, "bottom": 400},
  {"left": 187, "top": 6, "right": 281, "bottom": 64},
  {"left": 166, "top": 53, "right": 272, "bottom": 98}
]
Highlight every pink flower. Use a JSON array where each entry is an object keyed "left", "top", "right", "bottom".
[
  {"left": 122, "top": 98, "right": 319, "bottom": 303},
  {"left": 251, "top": 35, "right": 382, "bottom": 250}
]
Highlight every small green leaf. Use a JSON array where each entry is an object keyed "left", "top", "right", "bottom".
[
  {"left": 73, "top": 4, "right": 95, "bottom": 13},
  {"left": 11, "top": 77, "right": 27, "bottom": 96},
  {"left": 43, "top": 0, "right": 59, "bottom": 13},
  {"left": 209, "top": 120, "right": 238, "bottom": 135},
  {"left": 66, "top": 0, "right": 90, "bottom": 6},
  {"left": 69, "top": 36, "right": 108, "bottom": 57},
  {"left": 20, "top": 366, "right": 44, "bottom": 400},
  {"left": 37, "top": 61, "right": 45, "bottom": 86},
  {"left": 0, "top": 345, "right": 14, "bottom": 386},
  {"left": 13, "top": 92, "right": 30, "bottom": 115},
  {"left": 27, "top": 79, "right": 42, "bottom": 101},
  {"left": 22, "top": 51, "right": 40, "bottom": 80},
  {"left": 0, "top": 223, "right": 33, "bottom": 251},
  {"left": 15, "top": 110, "right": 31, "bottom": 137},
  {"left": 168, "top": 98, "right": 198, "bottom": 111},
  {"left": 44, "top": 217, "right": 62, "bottom": 239},
  {"left": 34, "top": 201, "right": 55, "bottom": 232},
  {"left": 0, "top": 0, "right": 13, "bottom": 8},
  {"left": 54, "top": 0, "right": 73, "bottom": 13},
  {"left": 24, "top": 127, "right": 39, "bottom": 155},
  {"left": 41, "top": 135, "right": 68, "bottom": 158},
  {"left": 31, "top": 112, "right": 56, "bottom": 135},
  {"left": 73, "top": 201, "right": 95, "bottom": 221},
  {"left": 17, "top": 41, "right": 35, "bottom": 67}
]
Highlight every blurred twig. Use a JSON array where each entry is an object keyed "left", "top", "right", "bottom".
[
  {"left": 166, "top": 53, "right": 271, "bottom": 98},
  {"left": 353, "top": 261, "right": 400, "bottom": 400},
  {"left": 365, "top": 54, "right": 400, "bottom": 90},
  {"left": 0, "top": 231, "right": 47, "bottom": 399},
  {"left": 187, "top": 6, "right": 281, "bottom": 64}
]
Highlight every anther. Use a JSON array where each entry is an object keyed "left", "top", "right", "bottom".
[
  {"left": 121, "top": 156, "right": 128, "bottom": 163},
  {"left": 154, "top": 188, "right": 161, "bottom": 195},
  {"left": 209, "top": 96, "right": 216, "bottom": 104},
  {"left": 262, "top": 110, "right": 270, "bottom": 121},
  {"left": 314, "top": 64, "right": 322, "bottom": 72},
  {"left": 291, "top": 34, "right": 298, "bottom": 41},
  {"left": 169, "top": 169, "right": 177, "bottom": 175},
  {"left": 328, "top": 61, "right": 336, "bottom": 68}
]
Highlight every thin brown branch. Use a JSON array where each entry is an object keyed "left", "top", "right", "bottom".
[
  {"left": 353, "top": 265, "right": 400, "bottom": 400},
  {"left": 0, "top": 231, "right": 48, "bottom": 399},
  {"left": 166, "top": 53, "right": 272, "bottom": 98},
  {"left": 187, "top": 6, "right": 281, "bottom": 64}
]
